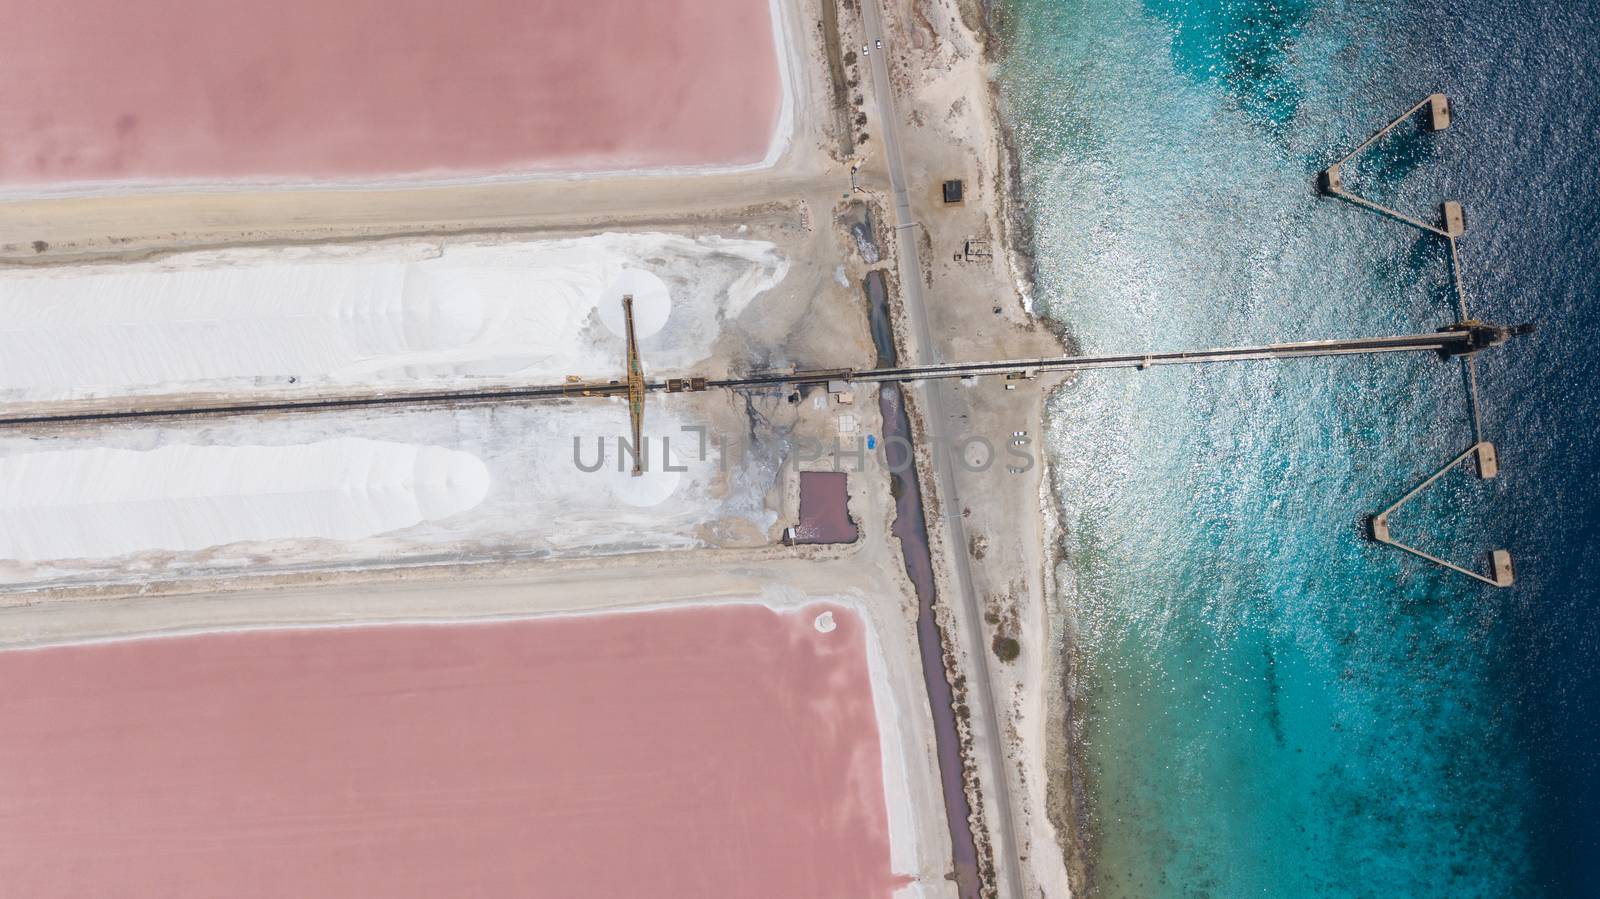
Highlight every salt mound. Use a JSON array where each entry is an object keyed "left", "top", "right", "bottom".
[
  {"left": 400, "top": 264, "right": 490, "bottom": 351},
  {"left": 0, "top": 233, "right": 786, "bottom": 402},
  {"left": 597, "top": 268, "right": 672, "bottom": 339},
  {"left": 0, "top": 438, "right": 490, "bottom": 562},
  {"left": 598, "top": 436, "right": 684, "bottom": 508}
]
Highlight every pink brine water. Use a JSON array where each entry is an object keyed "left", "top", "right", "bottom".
[
  {"left": 0, "top": 0, "right": 783, "bottom": 185},
  {"left": 0, "top": 604, "right": 907, "bottom": 898}
]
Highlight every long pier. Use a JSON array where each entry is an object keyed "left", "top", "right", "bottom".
[{"left": 0, "top": 321, "right": 1527, "bottom": 428}]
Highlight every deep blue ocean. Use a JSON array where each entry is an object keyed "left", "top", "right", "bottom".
[{"left": 997, "top": 1, "right": 1599, "bottom": 895}]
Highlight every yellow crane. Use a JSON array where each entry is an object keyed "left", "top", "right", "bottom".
[
  {"left": 562, "top": 293, "right": 648, "bottom": 476},
  {"left": 622, "top": 294, "right": 646, "bottom": 477}
]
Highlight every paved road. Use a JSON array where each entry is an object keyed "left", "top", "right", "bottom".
[{"left": 855, "top": 5, "right": 1027, "bottom": 898}]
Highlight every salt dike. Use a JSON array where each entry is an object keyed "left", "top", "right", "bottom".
[
  {"left": 0, "top": 233, "right": 788, "bottom": 404},
  {"left": 0, "top": 438, "right": 490, "bottom": 562}
]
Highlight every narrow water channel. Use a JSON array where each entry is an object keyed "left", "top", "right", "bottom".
[{"left": 864, "top": 270, "right": 982, "bottom": 896}]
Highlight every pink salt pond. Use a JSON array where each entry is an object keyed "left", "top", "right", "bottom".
[
  {"left": 794, "top": 470, "right": 860, "bottom": 544},
  {"left": 0, "top": 604, "right": 908, "bottom": 898},
  {"left": 0, "top": 0, "right": 784, "bottom": 186}
]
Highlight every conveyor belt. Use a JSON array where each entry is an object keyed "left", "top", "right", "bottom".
[{"left": 0, "top": 325, "right": 1519, "bottom": 428}]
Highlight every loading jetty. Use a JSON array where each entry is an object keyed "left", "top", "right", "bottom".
[
  {"left": 0, "top": 300, "right": 1532, "bottom": 593},
  {"left": 1, "top": 96, "right": 1529, "bottom": 591},
  {"left": 1320, "top": 93, "right": 1525, "bottom": 587},
  {"left": 0, "top": 319, "right": 1529, "bottom": 428}
]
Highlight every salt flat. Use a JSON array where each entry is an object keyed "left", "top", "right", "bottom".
[
  {"left": 0, "top": 399, "right": 775, "bottom": 590},
  {"left": 0, "top": 438, "right": 489, "bottom": 562},
  {"left": 0, "top": 233, "right": 787, "bottom": 404}
]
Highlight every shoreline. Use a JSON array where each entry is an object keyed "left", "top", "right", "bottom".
[
  {"left": 1039, "top": 390, "right": 1097, "bottom": 894},
  {"left": 964, "top": 0, "right": 1091, "bottom": 892},
  {"left": 975, "top": 3, "right": 1097, "bottom": 891},
  {"left": 972, "top": 0, "right": 1042, "bottom": 313}
]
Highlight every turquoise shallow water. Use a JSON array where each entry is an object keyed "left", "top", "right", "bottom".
[{"left": 998, "top": 1, "right": 1599, "bottom": 896}]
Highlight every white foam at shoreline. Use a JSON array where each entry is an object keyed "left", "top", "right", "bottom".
[
  {"left": 0, "top": 438, "right": 489, "bottom": 561},
  {"left": 0, "top": 233, "right": 788, "bottom": 404}
]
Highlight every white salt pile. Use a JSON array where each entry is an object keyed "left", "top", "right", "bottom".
[
  {"left": 0, "top": 233, "right": 788, "bottom": 403},
  {"left": 0, "top": 438, "right": 490, "bottom": 561}
]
